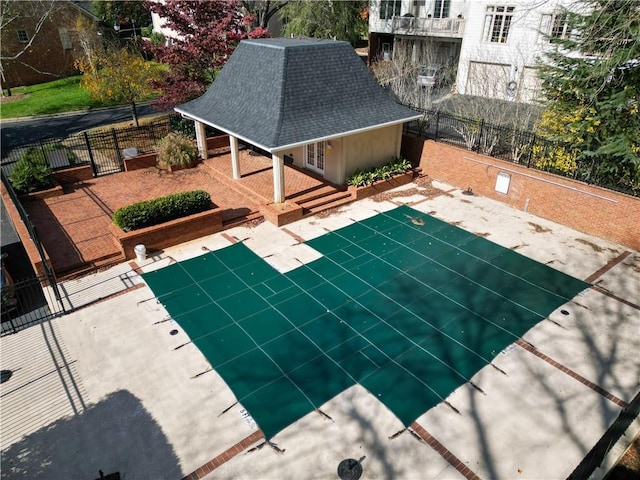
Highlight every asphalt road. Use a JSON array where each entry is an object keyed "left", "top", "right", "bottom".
[{"left": 0, "top": 103, "right": 166, "bottom": 156}]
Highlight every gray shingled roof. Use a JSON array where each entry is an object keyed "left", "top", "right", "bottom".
[{"left": 175, "top": 38, "right": 421, "bottom": 152}]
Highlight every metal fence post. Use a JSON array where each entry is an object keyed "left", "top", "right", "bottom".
[
  {"left": 526, "top": 134, "right": 536, "bottom": 168},
  {"left": 477, "top": 119, "right": 485, "bottom": 152},
  {"left": 112, "top": 128, "right": 124, "bottom": 171},
  {"left": 84, "top": 131, "right": 98, "bottom": 177},
  {"left": 434, "top": 111, "right": 440, "bottom": 141}
]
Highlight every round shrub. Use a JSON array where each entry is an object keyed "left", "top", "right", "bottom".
[
  {"left": 9, "top": 147, "right": 55, "bottom": 193},
  {"left": 113, "top": 190, "right": 211, "bottom": 231},
  {"left": 156, "top": 132, "right": 198, "bottom": 168}
]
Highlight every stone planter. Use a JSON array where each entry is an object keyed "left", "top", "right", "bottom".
[
  {"left": 348, "top": 170, "right": 417, "bottom": 200},
  {"left": 110, "top": 207, "right": 224, "bottom": 260}
]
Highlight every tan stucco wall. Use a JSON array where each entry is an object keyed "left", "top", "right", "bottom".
[
  {"left": 277, "top": 123, "right": 402, "bottom": 185},
  {"left": 342, "top": 124, "right": 402, "bottom": 183}
]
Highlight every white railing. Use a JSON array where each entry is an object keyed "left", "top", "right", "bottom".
[{"left": 391, "top": 16, "right": 465, "bottom": 37}]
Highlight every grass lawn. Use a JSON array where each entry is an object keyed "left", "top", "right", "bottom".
[{"left": 0, "top": 71, "right": 161, "bottom": 119}]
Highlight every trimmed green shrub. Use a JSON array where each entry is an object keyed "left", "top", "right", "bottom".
[
  {"left": 9, "top": 147, "right": 55, "bottom": 193},
  {"left": 156, "top": 132, "right": 198, "bottom": 168},
  {"left": 113, "top": 190, "right": 211, "bottom": 231},
  {"left": 346, "top": 156, "right": 412, "bottom": 187}
]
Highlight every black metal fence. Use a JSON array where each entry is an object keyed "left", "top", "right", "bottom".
[
  {"left": 1, "top": 170, "right": 65, "bottom": 335},
  {"left": 0, "top": 116, "right": 175, "bottom": 178},
  {"left": 403, "top": 107, "right": 639, "bottom": 197}
]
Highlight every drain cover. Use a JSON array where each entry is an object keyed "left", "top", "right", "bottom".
[
  {"left": 169, "top": 329, "right": 179, "bottom": 336},
  {"left": 0, "top": 370, "right": 13, "bottom": 384},
  {"left": 337, "top": 459, "right": 362, "bottom": 480},
  {"left": 560, "top": 310, "right": 570, "bottom": 316}
]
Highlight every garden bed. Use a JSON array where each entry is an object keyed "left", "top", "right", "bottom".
[
  {"left": 349, "top": 169, "right": 418, "bottom": 200},
  {"left": 109, "top": 207, "right": 224, "bottom": 260},
  {"left": 18, "top": 181, "right": 64, "bottom": 201}
]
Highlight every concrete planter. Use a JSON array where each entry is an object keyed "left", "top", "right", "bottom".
[
  {"left": 349, "top": 170, "right": 416, "bottom": 200},
  {"left": 110, "top": 207, "right": 224, "bottom": 260}
]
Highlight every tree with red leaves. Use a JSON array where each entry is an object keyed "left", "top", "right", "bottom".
[{"left": 147, "top": 0, "right": 269, "bottom": 108}]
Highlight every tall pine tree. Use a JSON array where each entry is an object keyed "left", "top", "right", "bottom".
[{"left": 538, "top": 0, "right": 639, "bottom": 193}]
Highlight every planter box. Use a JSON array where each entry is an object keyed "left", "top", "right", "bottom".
[
  {"left": 110, "top": 207, "right": 224, "bottom": 260},
  {"left": 18, "top": 181, "right": 64, "bottom": 201},
  {"left": 207, "top": 135, "right": 230, "bottom": 150},
  {"left": 260, "top": 201, "right": 303, "bottom": 227},
  {"left": 53, "top": 164, "right": 94, "bottom": 184},
  {"left": 349, "top": 170, "right": 417, "bottom": 200},
  {"left": 124, "top": 153, "right": 157, "bottom": 171}
]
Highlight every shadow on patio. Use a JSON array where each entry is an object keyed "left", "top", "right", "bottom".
[{"left": 21, "top": 149, "right": 350, "bottom": 279}]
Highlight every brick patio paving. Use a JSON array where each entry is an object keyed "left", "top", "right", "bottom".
[{"left": 23, "top": 149, "right": 335, "bottom": 278}]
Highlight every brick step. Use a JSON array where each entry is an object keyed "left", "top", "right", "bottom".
[
  {"left": 222, "top": 211, "right": 264, "bottom": 228},
  {"left": 55, "top": 251, "right": 126, "bottom": 281},
  {"left": 301, "top": 191, "right": 354, "bottom": 214},
  {"left": 288, "top": 184, "right": 346, "bottom": 204}
]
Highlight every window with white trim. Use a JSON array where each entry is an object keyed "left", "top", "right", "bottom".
[
  {"left": 17, "top": 29, "right": 29, "bottom": 43},
  {"left": 58, "top": 28, "right": 72, "bottom": 49},
  {"left": 482, "top": 6, "right": 514, "bottom": 43},
  {"left": 380, "top": 0, "right": 401, "bottom": 20},
  {"left": 433, "top": 0, "right": 451, "bottom": 19},
  {"left": 540, "top": 12, "right": 570, "bottom": 41}
]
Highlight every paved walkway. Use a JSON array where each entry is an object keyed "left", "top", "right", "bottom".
[
  {"left": 23, "top": 150, "right": 330, "bottom": 277},
  {"left": 1, "top": 180, "right": 638, "bottom": 479}
]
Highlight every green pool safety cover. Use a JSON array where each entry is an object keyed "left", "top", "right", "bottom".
[{"left": 142, "top": 205, "right": 589, "bottom": 439}]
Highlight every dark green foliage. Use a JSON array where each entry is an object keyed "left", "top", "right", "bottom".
[
  {"left": 113, "top": 190, "right": 212, "bottom": 231},
  {"left": 347, "top": 156, "right": 412, "bottom": 187},
  {"left": 538, "top": 0, "right": 640, "bottom": 194},
  {"left": 281, "top": 0, "right": 368, "bottom": 46},
  {"left": 9, "top": 147, "right": 55, "bottom": 193}
]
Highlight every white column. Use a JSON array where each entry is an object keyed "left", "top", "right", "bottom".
[
  {"left": 194, "top": 121, "right": 207, "bottom": 159},
  {"left": 272, "top": 153, "right": 285, "bottom": 203},
  {"left": 230, "top": 135, "right": 240, "bottom": 179},
  {"left": 395, "top": 123, "right": 403, "bottom": 157}
]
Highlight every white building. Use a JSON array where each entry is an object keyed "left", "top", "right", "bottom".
[{"left": 369, "top": 0, "right": 574, "bottom": 103}]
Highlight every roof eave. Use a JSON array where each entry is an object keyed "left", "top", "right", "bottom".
[
  {"left": 271, "top": 114, "right": 423, "bottom": 153},
  {"left": 175, "top": 108, "right": 422, "bottom": 155}
]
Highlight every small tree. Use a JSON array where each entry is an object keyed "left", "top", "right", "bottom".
[
  {"left": 76, "top": 47, "right": 160, "bottom": 126},
  {"left": 280, "top": 0, "right": 368, "bottom": 46},
  {"left": 147, "top": 0, "right": 269, "bottom": 108},
  {"left": 538, "top": 0, "right": 640, "bottom": 193}
]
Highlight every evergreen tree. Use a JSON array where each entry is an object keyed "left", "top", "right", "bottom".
[
  {"left": 538, "top": 0, "right": 639, "bottom": 193},
  {"left": 280, "top": 0, "right": 368, "bottom": 46}
]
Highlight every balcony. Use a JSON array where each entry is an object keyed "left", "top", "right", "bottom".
[{"left": 391, "top": 15, "right": 465, "bottom": 38}]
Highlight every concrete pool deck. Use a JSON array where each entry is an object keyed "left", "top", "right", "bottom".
[{"left": 1, "top": 180, "right": 638, "bottom": 479}]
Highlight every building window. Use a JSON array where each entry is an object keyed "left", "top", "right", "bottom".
[
  {"left": 58, "top": 28, "right": 72, "bottom": 49},
  {"left": 380, "top": 0, "right": 401, "bottom": 20},
  {"left": 413, "top": 0, "right": 426, "bottom": 7},
  {"left": 541, "top": 13, "right": 570, "bottom": 41},
  {"left": 483, "top": 6, "right": 515, "bottom": 43},
  {"left": 433, "top": 0, "right": 451, "bottom": 19},
  {"left": 17, "top": 29, "right": 29, "bottom": 43}
]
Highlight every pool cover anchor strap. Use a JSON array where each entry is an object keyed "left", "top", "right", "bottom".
[
  {"left": 315, "top": 409, "right": 333, "bottom": 421},
  {"left": 191, "top": 368, "right": 213, "bottom": 379},
  {"left": 218, "top": 401, "right": 239, "bottom": 417},
  {"left": 388, "top": 428, "right": 407, "bottom": 440}
]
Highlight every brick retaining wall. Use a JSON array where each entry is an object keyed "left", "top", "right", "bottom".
[{"left": 402, "top": 136, "right": 640, "bottom": 251}]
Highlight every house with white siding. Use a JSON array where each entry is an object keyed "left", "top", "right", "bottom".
[{"left": 368, "top": 0, "right": 575, "bottom": 103}]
